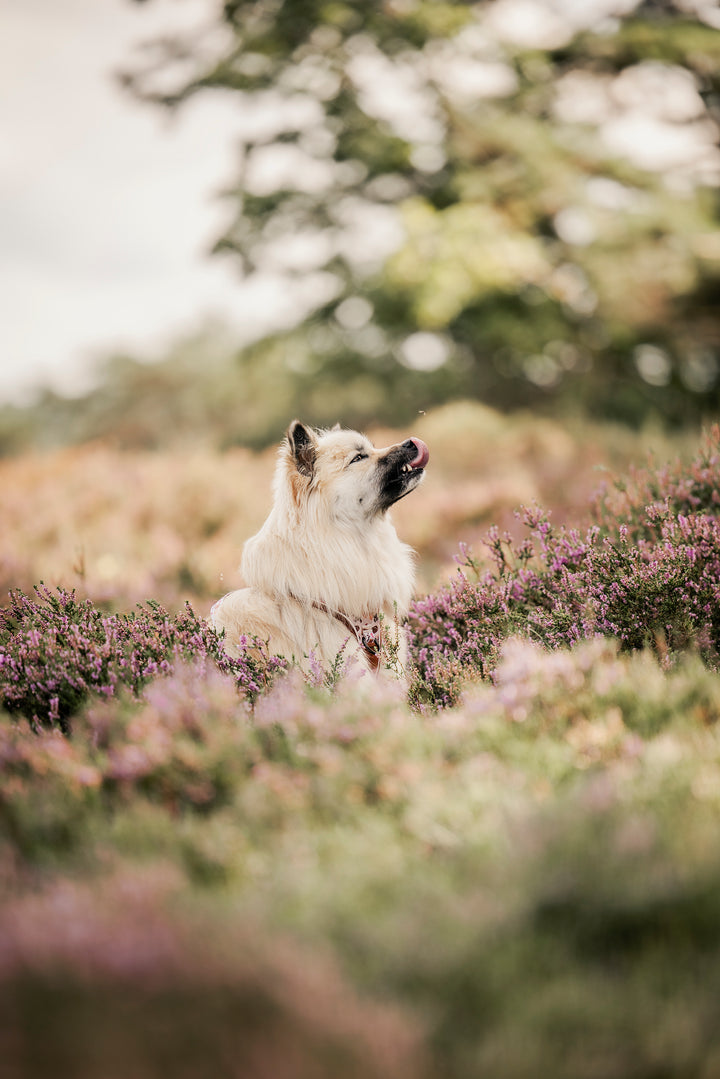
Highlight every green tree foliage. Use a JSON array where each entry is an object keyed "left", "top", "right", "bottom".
[{"left": 120, "top": 0, "right": 720, "bottom": 432}]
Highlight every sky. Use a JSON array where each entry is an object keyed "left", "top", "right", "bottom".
[{"left": 0, "top": 0, "right": 284, "bottom": 403}]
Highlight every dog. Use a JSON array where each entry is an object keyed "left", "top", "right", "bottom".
[{"left": 210, "top": 420, "right": 429, "bottom": 676}]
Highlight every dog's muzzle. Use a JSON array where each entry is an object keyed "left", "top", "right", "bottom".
[{"left": 376, "top": 436, "right": 429, "bottom": 510}]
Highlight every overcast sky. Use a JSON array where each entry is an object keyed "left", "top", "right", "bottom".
[{"left": 0, "top": 0, "right": 278, "bottom": 403}]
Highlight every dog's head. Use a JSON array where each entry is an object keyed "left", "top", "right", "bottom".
[{"left": 282, "top": 420, "right": 429, "bottom": 522}]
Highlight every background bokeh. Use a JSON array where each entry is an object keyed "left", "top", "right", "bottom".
[{"left": 2, "top": 0, "right": 720, "bottom": 456}]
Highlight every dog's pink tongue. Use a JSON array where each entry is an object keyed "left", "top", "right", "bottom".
[{"left": 408, "top": 437, "right": 430, "bottom": 470}]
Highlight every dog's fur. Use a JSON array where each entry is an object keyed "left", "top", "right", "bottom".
[{"left": 210, "top": 420, "right": 429, "bottom": 674}]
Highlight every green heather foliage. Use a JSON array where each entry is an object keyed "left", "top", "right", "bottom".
[{"left": 4, "top": 431, "right": 720, "bottom": 1075}]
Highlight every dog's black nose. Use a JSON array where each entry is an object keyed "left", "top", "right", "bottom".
[{"left": 401, "top": 440, "right": 416, "bottom": 452}]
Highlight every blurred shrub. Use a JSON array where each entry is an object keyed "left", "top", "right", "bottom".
[
  {"left": 410, "top": 424, "right": 720, "bottom": 705},
  {"left": 4, "top": 642, "right": 720, "bottom": 1076},
  {"left": 0, "top": 440, "right": 276, "bottom": 611},
  {"left": 0, "top": 333, "right": 306, "bottom": 455},
  {"left": 0, "top": 876, "right": 422, "bottom": 1079}
]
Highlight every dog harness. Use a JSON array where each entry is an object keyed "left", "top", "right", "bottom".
[{"left": 312, "top": 602, "right": 382, "bottom": 672}]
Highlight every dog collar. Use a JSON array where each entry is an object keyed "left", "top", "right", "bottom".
[{"left": 311, "top": 601, "right": 382, "bottom": 673}]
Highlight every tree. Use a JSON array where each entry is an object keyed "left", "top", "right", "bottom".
[{"left": 123, "top": 0, "right": 720, "bottom": 433}]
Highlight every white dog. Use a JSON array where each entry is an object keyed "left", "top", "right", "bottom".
[{"left": 211, "top": 420, "right": 429, "bottom": 675}]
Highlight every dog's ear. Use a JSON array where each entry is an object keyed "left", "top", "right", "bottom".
[
  {"left": 287, "top": 420, "right": 317, "bottom": 478},
  {"left": 330, "top": 422, "right": 341, "bottom": 431}
]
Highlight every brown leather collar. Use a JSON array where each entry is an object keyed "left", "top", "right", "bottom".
[{"left": 311, "top": 601, "right": 382, "bottom": 673}]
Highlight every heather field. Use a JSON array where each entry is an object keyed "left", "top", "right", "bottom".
[
  {"left": 4, "top": 404, "right": 720, "bottom": 1078},
  {"left": 0, "top": 402, "right": 689, "bottom": 610}
]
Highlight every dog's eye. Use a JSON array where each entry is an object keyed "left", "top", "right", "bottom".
[{"left": 350, "top": 453, "right": 368, "bottom": 465}]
